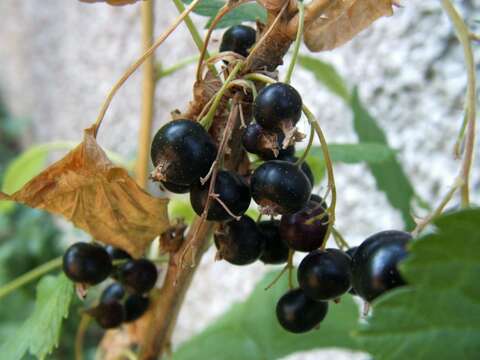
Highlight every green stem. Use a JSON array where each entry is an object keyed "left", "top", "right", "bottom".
[
  {"left": 303, "top": 105, "right": 336, "bottom": 249},
  {"left": 0, "top": 256, "right": 62, "bottom": 300},
  {"left": 171, "top": 0, "right": 205, "bottom": 54},
  {"left": 295, "top": 123, "right": 314, "bottom": 166},
  {"left": 155, "top": 54, "right": 199, "bottom": 81},
  {"left": 331, "top": 227, "right": 349, "bottom": 250},
  {"left": 243, "top": 73, "right": 276, "bottom": 85},
  {"left": 284, "top": 0, "right": 305, "bottom": 84},
  {"left": 200, "top": 61, "right": 243, "bottom": 129},
  {"left": 441, "top": 0, "right": 477, "bottom": 208}
]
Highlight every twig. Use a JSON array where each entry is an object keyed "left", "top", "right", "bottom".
[
  {"left": 93, "top": 0, "right": 202, "bottom": 137},
  {"left": 135, "top": 0, "right": 156, "bottom": 188},
  {"left": 441, "top": 0, "right": 477, "bottom": 208},
  {"left": 284, "top": 0, "right": 305, "bottom": 84}
]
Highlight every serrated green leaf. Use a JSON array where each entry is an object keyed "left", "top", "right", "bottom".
[
  {"left": 299, "top": 55, "right": 351, "bottom": 101},
  {"left": 351, "top": 90, "right": 415, "bottom": 229},
  {"left": 173, "top": 270, "right": 360, "bottom": 360},
  {"left": 355, "top": 208, "right": 480, "bottom": 360},
  {"left": 0, "top": 273, "right": 74, "bottom": 360}
]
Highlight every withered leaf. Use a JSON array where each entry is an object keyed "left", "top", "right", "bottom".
[
  {"left": 79, "top": 0, "right": 142, "bottom": 6},
  {"left": 0, "top": 127, "right": 169, "bottom": 257},
  {"left": 304, "top": 0, "right": 394, "bottom": 52}
]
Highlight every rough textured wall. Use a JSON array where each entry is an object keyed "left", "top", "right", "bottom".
[{"left": 0, "top": 1, "right": 479, "bottom": 359}]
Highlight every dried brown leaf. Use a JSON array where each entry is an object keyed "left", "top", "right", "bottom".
[
  {"left": 79, "top": 0, "right": 142, "bottom": 6},
  {"left": 304, "top": 0, "right": 394, "bottom": 52},
  {"left": 0, "top": 127, "right": 169, "bottom": 257}
]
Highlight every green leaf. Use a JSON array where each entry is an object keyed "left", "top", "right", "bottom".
[
  {"left": 206, "top": 3, "right": 267, "bottom": 29},
  {"left": 351, "top": 90, "right": 415, "bottom": 229},
  {"left": 0, "top": 273, "right": 74, "bottom": 360},
  {"left": 173, "top": 271, "right": 360, "bottom": 360},
  {"left": 183, "top": 0, "right": 267, "bottom": 29},
  {"left": 299, "top": 55, "right": 351, "bottom": 101},
  {"left": 355, "top": 208, "right": 480, "bottom": 359}
]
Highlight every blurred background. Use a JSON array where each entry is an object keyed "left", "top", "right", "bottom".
[{"left": 0, "top": 0, "right": 479, "bottom": 359}]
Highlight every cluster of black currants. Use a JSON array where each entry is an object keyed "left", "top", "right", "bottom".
[
  {"left": 277, "top": 230, "right": 412, "bottom": 333},
  {"left": 62, "top": 243, "right": 158, "bottom": 329}
]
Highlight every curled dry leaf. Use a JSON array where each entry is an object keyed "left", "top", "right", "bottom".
[
  {"left": 304, "top": 0, "right": 394, "bottom": 52},
  {"left": 0, "top": 126, "right": 169, "bottom": 257},
  {"left": 79, "top": 0, "right": 142, "bottom": 6}
]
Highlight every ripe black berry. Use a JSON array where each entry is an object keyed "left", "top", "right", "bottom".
[
  {"left": 100, "top": 283, "right": 125, "bottom": 304},
  {"left": 105, "top": 245, "right": 132, "bottom": 261},
  {"left": 124, "top": 294, "right": 150, "bottom": 322},
  {"left": 190, "top": 170, "right": 251, "bottom": 221},
  {"left": 258, "top": 220, "right": 289, "bottom": 264},
  {"left": 280, "top": 199, "right": 329, "bottom": 252},
  {"left": 219, "top": 25, "right": 256, "bottom": 58},
  {"left": 214, "top": 215, "right": 265, "bottom": 265},
  {"left": 279, "top": 155, "right": 315, "bottom": 186},
  {"left": 351, "top": 230, "right": 412, "bottom": 302},
  {"left": 63, "top": 243, "right": 112, "bottom": 285},
  {"left": 160, "top": 180, "right": 190, "bottom": 194},
  {"left": 345, "top": 247, "right": 358, "bottom": 295},
  {"left": 276, "top": 288, "right": 328, "bottom": 333},
  {"left": 119, "top": 259, "right": 158, "bottom": 294},
  {"left": 89, "top": 302, "right": 125, "bottom": 329},
  {"left": 242, "top": 123, "right": 294, "bottom": 160},
  {"left": 297, "top": 249, "right": 351, "bottom": 300},
  {"left": 150, "top": 119, "right": 217, "bottom": 186},
  {"left": 251, "top": 160, "right": 311, "bottom": 215},
  {"left": 253, "top": 83, "right": 302, "bottom": 131}
]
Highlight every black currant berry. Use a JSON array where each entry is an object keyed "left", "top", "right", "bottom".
[
  {"left": 119, "top": 259, "right": 158, "bottom": 294},
  {"left": 310, "top": 194, "right": 327, "bottom": 208},
  {"left": 214, "top": 215, "right": 265, "bottom": 265},
  {"left": 100, "top": 283, "right": 125, "bottom": 304},
  {"left": 279, "top": 155, "right": 315, "bottom": 186},
  {"left": 105, "top": 245, "right": 132, "bottom": 261},
  {"left": 89, "top": 302, "right": 125, "bottom": 329},
  {"left": 160, "top": 181, "right": 190, "bottom": 194},
  {"left": 351, "top": 230, "right": 412, "bottom": 302},
  {"left": 280, "top": 199, "right": 329, "bottom": 252},
  {"left": 124, "top": 294, "right": 150, "bottom": 322},
  {"left": 150, "top": 119, "right": 217, "bottom": 186},
  {"left": 63, "top": 243, "right": 112, "bottom": 285},
  {"left": 297, "top": 249, "right": 351, "bottom": 300},
  {"left": 253, "top": 83, "right": 302, "bottom": 131},
  {"left": 258, "top": 220, "right": 290, "bottom": 264},
  {"left": 251, "top": 160, "right": 311, "bottom": 215},
  {"left": 276, "top": 288, "right": 328, "bottom": 334},
  {"left": 190, "top": 170, "right": 251, "bottom": 221},
  {"left": 242, "top": 123, "right": 295, "bottom": 160},
  {"left": 345, "top": 247, "right": 358, "bottom": 295},
  {"left": 219, "top": 25, "right": 256, "bottom": 58}
]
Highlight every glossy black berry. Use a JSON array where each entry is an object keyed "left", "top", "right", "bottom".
[
  {"left": 89, "top": 302, "right": 125, "bottom": 329},
  {"left": 276, "top": 288, "right": 328, "bottom": 333},
  {"left": 219, "top": 25, "right": 256, "bottom": 58},
  {"left": 351, "top": 230, "right": 412, "bottom": 302},
  {"left": 253, "top": 83, "right": 302, "bottom": 131},
  {"left": 105, "top": 245, "right": 132, "bottom": 261},
  {"left": 190, "top": 170, "right": 251, "bottom": 221},
  {"left": 150, "top": 119, "right": 217, "bottom": 186},
  {"left": 125, "top": 294, "right": 150, "bottom": 322},
  {"left": 63, "top": 243, "right": 112, "bottom": 285},
  {"left": 279, "top": 155, "right": 314, "bottom": 186},
  {"left": 120, "top": 259, "right": 158, "bottom": 294},
  {"left": 160, "top": 181, "right": 190, "bottom": 194},
  {"left": 214, "top": 215, "right": 265, "bottom": 265},
  {"left": 258, "top": 220, "right": 290, "bottom": 264},
  {"left": 345, "top": 247, "right": 358, "bottom": 295},
  {"left": 100, "top": 283, "right": 125, "bottom": 304},
  {"left": 242, "top": 123, "right": 295, "bottom": 160},
  {"left": 298, "top": 249, "right": 351, "bottom": 300},
  {"left": 280, "top": 199, "right": 329, "bottom": 252},
  {"left": 251, "top": 160, "right": 311, "bottom": 215}
]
